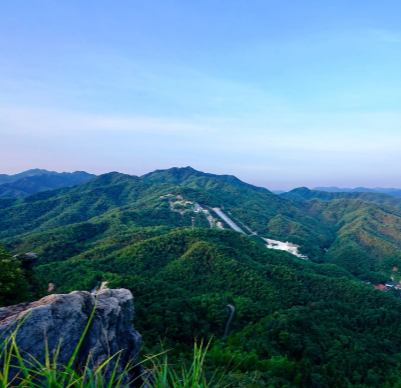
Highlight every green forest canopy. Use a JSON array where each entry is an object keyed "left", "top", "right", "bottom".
[{"left": 3, "top": 167, "right": 401, "bottom": 386}]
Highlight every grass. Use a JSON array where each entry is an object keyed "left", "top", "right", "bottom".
[
  {"left": 147, "top": 340, "right": 229, "bottom": 388},
  {"left": 0, "top": 305, "right": 135, "bottom": 388},
  {"left": 0, "top": 309, "right": 230, "bottom": 388}
]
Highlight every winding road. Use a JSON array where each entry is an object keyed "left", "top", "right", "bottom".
[{"left": 223, "top": 304, "right": 235, "bottom": 338}]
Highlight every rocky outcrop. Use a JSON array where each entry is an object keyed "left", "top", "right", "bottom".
[
  {"left": 0, "top": 289, "right": 143, "bottom": 385},
  {"left": 47, "top": 282, "right": 57, "bottom": 293},
  {"left": 13, "top": 252, "right": 37, "bottom": 270}
]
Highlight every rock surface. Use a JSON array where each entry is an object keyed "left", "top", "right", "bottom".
[
  {"left": 47, "top": 282, "right": 57, "bottom": 293},
  {"left": 0, "top": 289, "right": 142, "bottom": 385}
]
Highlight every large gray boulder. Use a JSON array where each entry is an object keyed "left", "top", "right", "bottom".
[{"left": 0, "top": 289, "right": 143, "bottom": 385}]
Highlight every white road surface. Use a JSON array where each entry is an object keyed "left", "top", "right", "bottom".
[{"left": 212, "top": 208, "right": 246, "bottom": 234}]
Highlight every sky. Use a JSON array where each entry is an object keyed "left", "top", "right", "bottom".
[{"left": 1, "top": 0, "right": 401, "bottom": 190}]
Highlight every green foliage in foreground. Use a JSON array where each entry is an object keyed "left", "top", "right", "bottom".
[
  {"left": 148, "top": 341, "right": 231, "bottom": 388},
  {"left": 0, "top": 320, "right": 225, "bottom": 388}
]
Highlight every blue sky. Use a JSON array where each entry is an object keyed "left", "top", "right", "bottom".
[{"left": 1, "top": 0, "right": 400, "bottom": 190}]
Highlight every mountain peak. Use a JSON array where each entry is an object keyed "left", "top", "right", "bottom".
[{"left": 140, "top": 166, "right": 272, "bottom": 194}]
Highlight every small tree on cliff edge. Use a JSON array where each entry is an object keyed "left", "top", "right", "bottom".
[{"left": 0, "top": 246, "right": 45, "bottom": 307}]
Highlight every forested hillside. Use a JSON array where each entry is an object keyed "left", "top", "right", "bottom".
[
  {"left": 3, "top": 167, "right": 401, "bottom": 386},
  {"left": 33, "top": 228, "right": 401, "bottom": 387},
  {"left": 3, "top": 168, "right": 401, "bottom": 278},
  {"left": 280, "top": 187, "right": 401, "bottom": 279},
  {"left": 282, "top": 186, "right": 401, "bottom": 210}
]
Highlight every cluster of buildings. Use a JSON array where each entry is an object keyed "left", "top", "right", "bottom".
[{"left": 372, "top": 281, "right": 401, "bottom": 292}]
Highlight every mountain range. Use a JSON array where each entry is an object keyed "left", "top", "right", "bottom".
[
  {"left": 0, "top": 169, "right": 96, "bottom": 198},
  {"left": 313, "top": 186, "right": 401, "bottom": 197},
  {"left": 0, "top": 168, "right": 53, "bottom": 184},
  {"left": 281, "top": 186, "right": 401, "bottom": 209},
  {"left": 3, "top": 166, "right": 401, "bottom": 386},
  {"left": 2, "top": 167, "right": 401, "bottom": 279}
]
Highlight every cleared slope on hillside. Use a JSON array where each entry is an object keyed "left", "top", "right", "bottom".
[{"left": 142, "top": 167, "right": 334, "bottom": 253}]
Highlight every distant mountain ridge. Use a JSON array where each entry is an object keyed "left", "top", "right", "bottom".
[
  {"left": 314, "top": 186, "right": 401, "bottom": 198},
  {"left": 281, "top": 187, "right": 401, "bottom": 210},
  {"left": 0, "top": 169, "right": 96, "bottom": 198},
  {"left": 0, "top": 168, "right": 54, "bottom": 184}
]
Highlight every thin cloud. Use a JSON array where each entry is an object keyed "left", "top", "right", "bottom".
[
  {"left": 2, "top": 106, "right": 401, "bottom": 155},
  {"left": 0, "top": 106, "right": 215, "bottom": 136}
]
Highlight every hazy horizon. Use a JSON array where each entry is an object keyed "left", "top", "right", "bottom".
[
  {"left": 3, "top": 166, "right": 401, "bottom": 193},
  {"left": 1, "top": 1, "right": 400, "bottom": 190}
]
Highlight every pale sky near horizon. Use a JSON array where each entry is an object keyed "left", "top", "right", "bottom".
[{"left": 1, "top": 1, "right": 401, "bottom": 190}]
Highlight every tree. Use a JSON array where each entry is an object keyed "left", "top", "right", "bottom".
[
  {"left": 0, "top": 246, "right": 45, "bottom": 307},
  {"left": 0, "top": 245, "right": 30, "bottom": 306}
]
